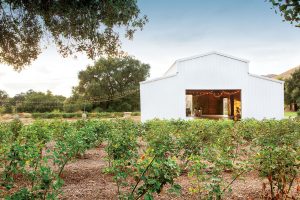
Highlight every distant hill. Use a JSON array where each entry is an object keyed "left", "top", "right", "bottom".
[
  {"left": 263, "top": 65, "right": 300, "bottom": 80},
  {"left": 264, "top": 74, "right": 277, "bottom": 78}
]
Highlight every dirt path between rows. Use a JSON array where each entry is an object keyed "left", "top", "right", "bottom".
[{"left": 60, "top": 145, "right": 268, "bottom": 200}]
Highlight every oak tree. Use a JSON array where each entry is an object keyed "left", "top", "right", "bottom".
[
  {"left": 268, "top": 0, "right": 300, "bottom": 27},
  {"left": 0, "top": 0, "right": 147, "bottom": 70},
  {"left": 285, "top": 68, "right": 300, "bottom": 111},
  {"left": 73, "top": 56, "right": 150, "bottom": 111}
]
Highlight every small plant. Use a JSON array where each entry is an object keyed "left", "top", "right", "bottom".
[
  {"left": 105, "top": 120, "right": 182, "bottom": 199},
  {"left": 253, "top": 120, "right": 300, "bottom": 199},
  {"left": 0, "top": 117, "right": 299, "bottom": 199},
  {"left": 130, "top": 152, "right": 181, "bottom": 200},
  {"left": 104, "top": 120, "right": 139, "bottom": 198},
  {"left": 1, "top": 120, "right": 65, "bottom": 199}
]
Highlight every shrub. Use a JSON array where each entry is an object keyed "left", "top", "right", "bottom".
[
  {"left": 88, "top": 112, "right": 124, "bottom": 118},
  {"left": 103, "top": 120, "right": 139, "bottom": 198},
  {"left": 93, "top": 107, "right": 104, "bottom": 113},
  {"left": 252, "top": 119, "right": 300, "bottom": 199},
  {"left": 105, "top": 120, "right": 139, "bottom": 163},
  {"left": 235, "top": 119, "right": 261, "bottom": 141},
  {"left": 31, "top": 113, "right": 61, "bottom": 119},
  {"left": 1, "top": 120, "right": 65, "bottom": 198},
  {"left": 131, "top": 154, "right": 181, "bottom": 199},
  {"left": 113, "top": 112, "right": 124, "bottom": 118},
  {"left": 0, "top": 106, "right": 5, "bottom": 114},
  {"left": 0, "top": 119, "right": 112, "bottom": 199},
  {"left": 143, "top": 119, "right": 180, "bottom": 157},
  {"left": 1, "top": 118, "right": 299, "bottom": 199},
  {"left": 62, "top": 113, "right": 81, "bottom": 118},
  {"left": 32, "top": 112, "right": 83, "bottom": 119},
  {"left": 0, "top": 122, "right": 15, "bottom": 170},
  {"left": 176, "top": 119, "right": 234, "bottom": 162},
  {"left": 131, "top": 112, "right": 141, "bottom": 116}
]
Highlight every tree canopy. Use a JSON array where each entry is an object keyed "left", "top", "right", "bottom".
[
  {"left": 285, "top": 68, "right": 300, "bottom": 111},
  {"left": 269, "top": 0, "right": 300, "bottom": 27},
  {"left": 71, "top": 56, "right": 150, "bottom": 111},
  {"left": 0, "top": 90, "right": 10, "bottom": 113},
  {"left": 0, "top": 89, "right": 9, "bottom": 106},
  {"left": 0, "top": 0, "right": 147, "bottom": 70},
  {"left": 0, "top": 56, "right": 150, "bottom": 113},
  {"left": 16, "top": 90, "right": 66, "bottom": 112},
  {"left": 0, "top": 90, "right": 8, "bottom": 100},
  {"left": 0, "top": 89, "right": 66, "bottom": 113}
]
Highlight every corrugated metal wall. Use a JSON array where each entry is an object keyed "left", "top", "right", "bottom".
[{"left": 140, "top": 53, "right": 284, "bottom": 121}]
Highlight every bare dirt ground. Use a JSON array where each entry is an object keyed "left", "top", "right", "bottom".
[{"left": 60, "top": 145, "right": 270, "bottom": 200}]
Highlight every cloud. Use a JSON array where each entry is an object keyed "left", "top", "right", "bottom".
[{"left": 0, "top": 45, "right": 92, "bottom": 97}]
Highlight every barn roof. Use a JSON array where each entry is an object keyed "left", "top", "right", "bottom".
[
  {"left": 175, "top": 51, "right": 249, "bottom": 63},
  {"left": 140, "top": 73, "right": 178, "bottom": 84},
  {"left": 249, "top": 73, "right": 284, "bottom": 84},
  {"left": 163, "top": 51, "right": 249, "bottom": 76},
  {"left": 141, "top": 51, "right": 284, "bottom": 85}
]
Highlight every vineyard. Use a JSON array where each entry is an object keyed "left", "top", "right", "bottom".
[{"left": 0, "top": 118, "right": 300, "bottom": 200}]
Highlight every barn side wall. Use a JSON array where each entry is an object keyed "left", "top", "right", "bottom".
[
  {"left": 140, "top": 54, "right": 284, "bottom": 121},
  {"left": 140, "top": 75, "right": 181, "bottom": 122},
  {"left": 177, "top": 54, "right": 249, "bottom": 119},
  {"left": 243, "top": 75, "right": 284, "bottom": 119}
]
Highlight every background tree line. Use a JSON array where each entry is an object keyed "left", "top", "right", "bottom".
[
  {"left": 0, "top": 90, "right": 66, "bottom": 113},
  {"left": 0, "top": 56, "right": 150, "bottom": 113},
  {"left": 284, "top": 68, "right": 300, "bottom": 112}
]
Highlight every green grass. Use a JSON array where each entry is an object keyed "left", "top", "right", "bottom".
[{"left": 284, "top": 112, "right": 297, "bottom": 118}]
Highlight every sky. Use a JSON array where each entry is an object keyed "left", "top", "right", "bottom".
[{"left": 0, "top": 0, "right": 300, "bottom": 97}]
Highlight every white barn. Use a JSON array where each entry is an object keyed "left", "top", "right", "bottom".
[{"left": 140, "top": 52, "right": 284, "bottom": 122}]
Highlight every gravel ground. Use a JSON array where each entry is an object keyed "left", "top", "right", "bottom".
[{"left": 59, "top": 145, "right": 297, "bottom": 200}]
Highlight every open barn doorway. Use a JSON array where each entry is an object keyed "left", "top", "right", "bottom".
[{"left": 185, "top": 89, "right": 241, "bottom": 120}]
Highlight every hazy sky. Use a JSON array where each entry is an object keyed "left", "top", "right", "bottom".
[{"left": 1, "top": 0, "right": 300, "bottom": 97}]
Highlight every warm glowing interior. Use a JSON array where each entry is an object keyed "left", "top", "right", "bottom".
[{"left": 185, "top": 89, "right": 241, "bottom": 120}]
